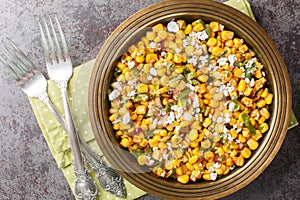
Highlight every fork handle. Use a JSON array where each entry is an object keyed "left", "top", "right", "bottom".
[{"left": 60, "top": 87, "right": 84, "bottom": 170}]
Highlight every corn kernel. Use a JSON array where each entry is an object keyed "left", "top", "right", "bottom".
[
  {"left": 174, "top": 54, "right": 183, "bottom": 64},
  {"left": 259, "top": 123, "right": 269, "bottom": 133},
  {"left": 137, "top": 154, "right": 148, "bottom": 165},
  {"left": 241, "top": 147, "right": 252, "bottom": 159},
  {"left": 265, "top": 93, "right": 273, "bottom": 104},
  {"left": 136, "top": 105, "right": 147, "bottom": 115},
  {"left": 177, "top": 174, "right": 189, "bottom": 184},
  {"left": 152, "top": 23, "right": 164, "bottom": 32},
  {"left": 233, "top": 38, "right": 243, "bottom": 48},
  {"left": 221, "top": 31, "right": 234, "bottom": 40},
  {"left": 207, "top": 38, "right": 218, "bottom": 47},
  {"left": 238, "top": 79, "right": 246, "bottom": 92},
  {"left": 120, "top": 137, "right": 131, "bottom": 147},
  {"left": 145, "top": 53, "right": 158, "bottom": 63},
  {"left": 234, "top": 155, "right": 245, "bottom": 166},
  {"left": 234, "top": 68, "right": 244, "bottom": 78},
  {"left": 252, "top": 130, "right": 262, "bottom": 141},
  {"left": 257, "top": 99, "right": 266, "bottom": 108},
  {"left": 184, "top": 24, "right": 192, "bottom": 34},
  {"left": 203, "top": 117, "right": 211, "bottom": 128},
  {"left": 239, "top": 44, "right": 248, "bottom": 53},
  {"left": 209, "top": 21, "right": 219, "bottom": 32},
  {"left": 193, "top": 23, "right": 204, "bottom": 32},
  {"left": 238, "top": 134, "right": 246, "bottom": 143},
  {"left": 137, "top": 83, "right": 148, "bottom": 93},
  {"left": 247, "top": 138, "right": 259, "bottom": 150}
]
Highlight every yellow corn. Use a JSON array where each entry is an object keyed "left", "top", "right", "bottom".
[
  {"left": 120, "top": 137, "right": 132, "bottom": 147},
  {"left": 238, "top": 79, "right": 246, "bottom": 92},
  {"left": 137, "top": 154, "right": 148, "bottom": 165},
  {"left": 257, "top": 99, "right": 266, "bottom": 108},
  {"left": 158, "top": 29, "right": 168, "bottom": 40},
  {"left": 209, "top": 21, "right": 219, "bottom": 32},
  {"left": 137, "top": 83, "right": 148, "bottom": 93},
  {"left": 252, "top": 130, "right": 262, "bottom": 141},
  {"left": 193, "top": 23, "right": 204, "bottom": 32},
  {"left": 247, "top": 138, "right": 259, "bottom": 150},
  {"left": 233, "top": 38, "right": 243, "bottom": 48},
  {"left": 152, "top": 23, "right": 164, "bottom": 32},
  {"left": 259, "top": 123, "right": 269, "bottom": 133},
  {"left": 234, "top": 68, "right": 244, "bottom": 78},
  {"left": 184, "top": 24, "right": 192, "bottom": 34},
  {"left": 173, "top": 54, "right": 183, "bottom": 64},
  {"left": 241, "top": 147, "right": 252, "bottom": 159},
  {"left": 177, "top": 174, "right": 189, "bottom": 184},
  {"left": 203, "top": 117, "right": 211, "bottom": 128},
  {"left": 145, "top": 53, "right": 158, "bottom": 63},
  {"left": 265, "top": 93, "right": 273, "bottom": 104},
  {"left": 239, "top": 44, "right": 249, "bottom": 53},
  {"left": 136, "top": 105, "right": 147, "bottom": 115},
  {"left": 221, "top": 31, "right": 234, "bottom": 40},
  {"left": 207, "top": 38, "right": 218, "bottom": 47}
]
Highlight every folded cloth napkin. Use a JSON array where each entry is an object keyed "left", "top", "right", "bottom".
[{"left": 28, "top": 0, "right": 298, "bottom": 199}]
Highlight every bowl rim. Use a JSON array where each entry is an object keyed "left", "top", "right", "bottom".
[{"left": 88, "top": 0, "right": 292, "bottom": 199}]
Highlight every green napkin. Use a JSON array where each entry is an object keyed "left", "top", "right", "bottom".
[{"left": 28, "top": 0, "right": 298, "bottom": 199}]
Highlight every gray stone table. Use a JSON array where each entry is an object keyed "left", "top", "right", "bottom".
[{"left": 0, "top": 0, "right": 299, "bottom": 199}]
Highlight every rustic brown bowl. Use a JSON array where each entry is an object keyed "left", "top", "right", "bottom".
[{"left": 88, "top": 0, "right": 292, "bottom": 199}]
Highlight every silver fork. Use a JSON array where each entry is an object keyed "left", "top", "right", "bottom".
[
  {"left": 37, "top": 17, "right": 126, "bottom": 198},
  {"left": 0, "top": 38, "right": 98, "bottom": 200}
]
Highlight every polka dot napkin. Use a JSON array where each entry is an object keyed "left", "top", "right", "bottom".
[{"left": 28, "top": 1, "right": 297, "bottom": 199}]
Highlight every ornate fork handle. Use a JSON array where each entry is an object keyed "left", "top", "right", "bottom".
[
  {"left": 36, "top": 88, "right": 126, "bottom": 198},
  {"left": 79, "top": 136, "right": 126, "bottom": 198},
  {"left": 36, "top": 87, "right": 97, "bottom": 200}
]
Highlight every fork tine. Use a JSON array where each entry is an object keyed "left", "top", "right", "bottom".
[
  {"left": 55, "top": 16, "right": 70, "bottom": 60},
  {"left": 0, "top": 54, "right": 20, "bottom": 81},
  {"left": 6, "top": 38, "right": 36, "bottom": 70},
  {"left": 49, "top": 17, "right": 63, "bottom": 61},
  {"left": 43, "top": 18, "right": 57, "bottom": 63},
  {"left": 37, "top": 18, "right": 51, "bottom": 63},
  {"left": 1, "top": 45, "right": 26, "bottom": 78}
]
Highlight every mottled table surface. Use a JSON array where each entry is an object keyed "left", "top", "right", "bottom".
[{"left": 0, "top": 0, "right": 299, "bottom": 199}]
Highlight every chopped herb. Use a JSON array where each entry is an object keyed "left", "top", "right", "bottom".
[
  {"left": 190, "top": 79, "right": 200, "bottom": 85},
  {"left": 165, "top": 103, "right": 173, "bottom": 112},
  {"left": 131, "top": 69, "right": 140, "bottom": 78},
  {"left": 114, "top": 69, "right": 122, "bottom": 77},
  {"left": 150, "top": 94, "right": 156, "bottom": 100},
  {"left": 205, "top": 24, "right": 211, "bottom": 38},
  {"left": 231, "top": 96, "right": 239, "bottom": 110},
  {"left": 167, "top": 61, "right": 175, "bottom": 71},
  {"left": 242, "top": 113, "right": 256, "bottom": 136},
  {"left": 133, "top": 94, "right": 148, "bottom": 102},
  {"left": 177, "top": 88, "right": 191, "bottom": 100}
]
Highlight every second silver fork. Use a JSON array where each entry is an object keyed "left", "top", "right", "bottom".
[{"left": 37, "top": 17, "right": 126, "bottom": 198}]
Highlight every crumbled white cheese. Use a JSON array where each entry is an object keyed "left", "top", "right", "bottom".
[
  {"left": 195, "top": 30, "right": 209, "bottom": 41},
  {"left": 128, "top": 60, "right": 135, "bottom": 69},
  {"left": 220, "top": 24, "right": 225, "bottom": 31},
  {"left": 150, "top": 42, "right": 157, "bottom": 49},
  {"left": 228, "top": 54, "right": 237, "bottom": 66},
  {"left": 250, "top": 78, "right": 255, "bottom": 87},
  {"left": 122, "top": 113, "right": 131, "bottom": 124},
  {"left": 167, "top": 20, "right": 179, "bottom": 33},
  {"left": 210, "top": 172, "right": 218, "bottom": 181},
  {"left": 217, "top": 57, "right": 228, "bottom": 66},
  {"left": 112, "top": 81, "right": 123, "bottom": 91},
  {"left": 128, "top": 90, "right": 136, "bottom": 97},
  {"left": 217, "top": 117, "right": 224, "bottom": 124},
  {"left": 150, "top": 67, "right": 158, "bottom": 76},
  {"left": 183, "top": 112, "right": 193, "bottom": 121},
  {"left": 109, "top": 90, "right": 120, "bottom": 101}
]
